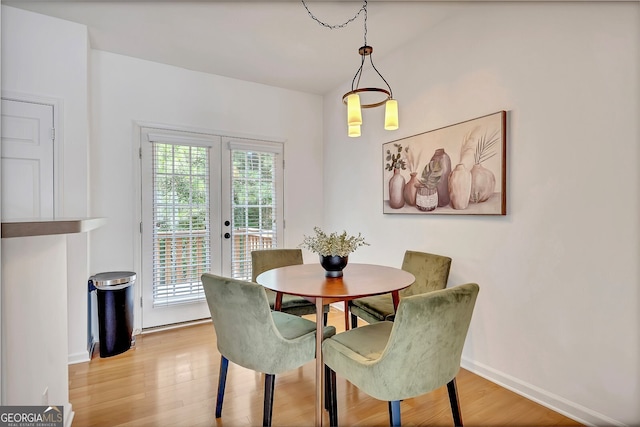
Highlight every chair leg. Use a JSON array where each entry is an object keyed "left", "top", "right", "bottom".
[
  {"left": 263, "top": 374, "right": 276, "bottom": 427},
  {"left": 323, "top": 310, "right": 329, "bottom": 326},
  {"left": 326, "top": 366, "right": 338, "bottom": 426},
  {"left": 388, "top": 400, "right": 401, "bottom": 426},
  {"left": 447, "top": 378, "right": 463, "bottom": 426},
  {"left": 350, "top": 313, "right": 358, "bottom": 328},
  {"left": 324, "top": 365, "right": 330, "bottom": 411},
  {"left": 344, "top": 301, "right": 350, "bottom": 330},
  {"left": 215, "top": 356, "right": 229, "bottom": 418}
]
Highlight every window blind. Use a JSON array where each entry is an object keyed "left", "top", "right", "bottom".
[
  {"left": 151, "top": 142, "right": 210, "bottom": 307},
  {"left": 230, "top": 148, "right": 278, "bottom": 280}
]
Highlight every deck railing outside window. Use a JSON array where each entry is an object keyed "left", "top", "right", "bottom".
[
  {"left": 153, "top": 228, "right": 274, "bottom": 305},
  {"left": 231, "top": 227, "right": 275, "bottom": 280}
]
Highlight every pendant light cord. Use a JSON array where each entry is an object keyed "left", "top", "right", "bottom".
[
  {"left": 303, "top": 0, "right": 396, "bottom": 112},
  {"left": 302, "top": 0, "right": 371, "bottom": 92},
  {"left": 301, "top": 0, "right": 367, "bottom": 32}
]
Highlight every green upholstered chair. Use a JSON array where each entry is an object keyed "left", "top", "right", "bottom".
[
  {"left": 252, "top": 249, "right": 330, "bottom": 324},
  {"left": 201, "top": 273, "right": 336, "bottom": 426},
  {"left": 348, "top": 250, "right": 452, "bottom": 328},
  {"left": 324, "top": 283, "right": 480, "bottom": 427}
]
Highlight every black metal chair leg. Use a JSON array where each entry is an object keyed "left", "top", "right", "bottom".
[
  {"left": 350, "top": 313, "right": 358, "bottom": 328},
  {"left": 263, "top": 374, "right": 276, "bottom": 427},
  {"left": 324, "top": 365, "right": 330, "bottom": 410},
  {"left": 447, "top": 378, "right": 463, "bottom": 426},
  {"left": 216, "top": 356, "right": 229, "bottom": 418},
  {"left": 324, "top": 311, "right": 329, "bottom": 326},
  {"left": 388, "top": 400, "right": 401, "bottom": 426},
  {"left": 326, "top": 366, "right": 338, "bottom": 426}
]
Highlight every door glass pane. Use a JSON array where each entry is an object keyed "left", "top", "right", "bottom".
[
  {"left": 152, "top": 142, "right": 210, "bottom": 306},
  {"left": 231, "top": 149, "right": 278, "bottom": 280}
]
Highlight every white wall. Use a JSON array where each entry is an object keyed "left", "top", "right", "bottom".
[
  {"left": 323, "top": 2, "right": 639, "bottom": 426},
  {"left": 89, "top": 50, "right": 325, "bottom": 330},
  {"left": 1, "top": 236, "right": 70, "bottom": 416},
  {"left": 1, "top": 2, "right": 90, "bottom": 401}
]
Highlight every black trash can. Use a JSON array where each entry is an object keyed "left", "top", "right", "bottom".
[{"left": 89, "top": 271, "right": 136, "bottom": 358}]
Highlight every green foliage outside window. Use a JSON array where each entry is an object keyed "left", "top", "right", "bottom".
[
  {"left": 153, "top": 145, "right": 276, "bottom": 234},
  {"left": 232, "top": 151, "right": 275, "bottom": 231},
  {"left": 154, "top": 144, "right": 209, "bottom": 233}
]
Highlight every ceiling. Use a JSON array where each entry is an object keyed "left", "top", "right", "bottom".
[{"left": 4, "top": 1, "right": 465, "bottom": 95}]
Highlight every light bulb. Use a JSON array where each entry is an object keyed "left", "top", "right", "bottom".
[
  {"left": 348, "top": 124, "right": 361, "bottom": 138},
  {"left": 384, "top": 99, "right": 399, "bottom": 130},
  {"left": 347, "top": 93, "right": 362, "bottom": 126}
]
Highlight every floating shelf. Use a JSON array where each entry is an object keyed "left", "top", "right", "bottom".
[{"left": 1, "top": 217, "right": 107, "bottom": 238}]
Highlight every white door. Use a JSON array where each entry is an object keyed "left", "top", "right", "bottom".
[
  {"left": 140, "top": 128, "right": 222, "bottom": 328},
  {"left": 140, "top": 127, "right": 284, "bottom": 329},
  {"left": 1, "top": 99, "right": 55, "bottom": 219},
  {"left": 222, "top": 137, "right": 285, "bottom": 280}
]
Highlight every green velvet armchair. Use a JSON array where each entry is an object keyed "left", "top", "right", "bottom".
[
  {"left": 348, "top": 250, "right": 452, "bottom": 328},
  {"left": 252, "top": 248, "right": 330, "bottom": 324},
  {"left": 324, "top": 283, "right": 479, "bottom": 427},
  {"left": 201, "top": 273, "right": 336, "bottom": 426}
]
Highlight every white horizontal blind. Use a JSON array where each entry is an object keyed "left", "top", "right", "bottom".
[
  {"left": 231, "top": 147, "right": 279, "bottom": 280},
  {"left": 152, "top": 142, "right": 211, "bottom": 307}
]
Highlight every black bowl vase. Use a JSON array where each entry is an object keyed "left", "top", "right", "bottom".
[{"left": 320, "top": 255, "right": 349, "bottom": 278}]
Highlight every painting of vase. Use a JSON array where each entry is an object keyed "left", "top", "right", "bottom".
[{"left": 382, "top": 110, "right": 507, "bottom": 215}]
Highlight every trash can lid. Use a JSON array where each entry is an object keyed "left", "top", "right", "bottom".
[{"left": 91, "top": 271, "right": 136, "bottom": 289}]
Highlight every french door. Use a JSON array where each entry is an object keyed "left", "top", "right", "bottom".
[{"left": 140, "top": 127, "right": 283, "bottom": 328}]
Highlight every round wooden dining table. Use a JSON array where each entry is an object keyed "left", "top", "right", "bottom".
[{"left": 256, "top": 263, "right": 415, "bottom": 427}]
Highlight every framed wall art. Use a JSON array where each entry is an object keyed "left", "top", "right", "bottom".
[{"left": 383, "top": 110, "right": 506, "bottom": 215}]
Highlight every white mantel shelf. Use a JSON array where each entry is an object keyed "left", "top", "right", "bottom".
[{"left": 1, "top": 217, "right": 107, "bottom": 238}]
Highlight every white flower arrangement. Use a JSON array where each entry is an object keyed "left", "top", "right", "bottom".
[{"left": 299, "top": 227, "right": 369, "bottom": 257}]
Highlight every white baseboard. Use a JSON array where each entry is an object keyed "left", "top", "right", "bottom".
[
  {"left": 461, "top": 357, "right": 625, "bottom": 427},
  {"left": 141, "top": 318, "right": 212, "bottom": 334},
  {"left": 330, "top": 302, "right": 345, "bottom": 311},
  {"left": 67, "top": 350, "right": 90, "bottom": 365}
]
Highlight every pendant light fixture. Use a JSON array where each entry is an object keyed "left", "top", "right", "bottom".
[
  {"left": 301, "top": 0, "right": 399, "bottom": 137},
  {"left": 342, "top": 43, "right": 399, "bottom": 136}
]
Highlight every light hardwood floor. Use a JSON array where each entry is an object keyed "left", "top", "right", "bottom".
[{"left": 69, "top": 308, "right": 583, "bottom": 426}]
